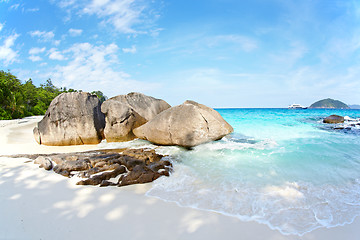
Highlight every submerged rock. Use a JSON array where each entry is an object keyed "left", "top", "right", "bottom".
[
  {"left": 33, "top": 92, "right": 105, "bottom": 146},
  {"left": 133, "top": 100, "right": 233, "bottom": 148},
  {"left": 323, "top": 115, "right": 345, "bottom": 124},
  {"left": 101, "top": 92, "right": 171, "bottom": 142}
]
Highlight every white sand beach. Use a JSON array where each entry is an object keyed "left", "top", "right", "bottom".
[{"left": 1, "top": 117, "right": 359, "bottom": 240}]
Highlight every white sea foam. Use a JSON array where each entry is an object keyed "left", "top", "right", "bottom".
[
  {"left": 193, "top": 137, "right": 278, "bottom": 151},
  {"left": 97, "top": 139, "right": 157, "bottom": 150},
  {"left": 147, "top": 162, "right": 360, "bottom": 236},
  {"left": 145, "top": 130, "right": 360, "bottom": 236},
  {"left": 95, "top": 109, "right": 360, "bottom": 236},
  {"left": 321, "top": 116, "right": 360, "bottom": 132}
]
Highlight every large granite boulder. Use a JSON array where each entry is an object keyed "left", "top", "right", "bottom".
[
  {"left": 133, "top": 100, "right": 233, "bottom": 148},
  {"left": 323, "top": 115, "right": 345, "bottom": 124},
  {"left": 33, "top": 92, "right": 105, "bottom": 146},
  {"left": 101, "top": 92, "right": 171, "bottom": 142}
]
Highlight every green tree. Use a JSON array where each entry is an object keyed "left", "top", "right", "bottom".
[
  {"left": 91, "top": 90, "right": 107, "bottom": 103},
  {"left": 0, "top": 70, "right": 23, "bottom": 119},
  {"left": 0, "top": 70, "right": 108, "bottom": 119},
  {"left": 22, "top": 79, "right": 38, "bottom": 116}
]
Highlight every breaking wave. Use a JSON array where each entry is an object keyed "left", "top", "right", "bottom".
[{"left": 147, "top": 136, "right": 360, "bottom": 236}]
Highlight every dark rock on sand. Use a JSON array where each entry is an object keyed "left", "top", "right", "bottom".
[
  {"left": 119, "top": 165, "right": 161, "bottom": 187},
  {"left": 34, "top": 156, "right": 53, "bottom": 170},
  {"left": 53, "top": 159, "right": 92, "bottom": 177},
  {"left": 33, "top": 92, "right": 105, "bottom": 146},
  {"left": 101, "top": 92, "right": 170, "bottom": 142},
  {"left": 323, "top": 115, "right": 345, "bottom": 124},
  {"left": 77, "top": 165, "right": 126, "bottom": 186},
  {"left": 122, "top": 148, "right": 163, "bottom": 164},
  {"left": 9, "top": 148, "right": 172, "bottom": 187},
  {"left": 133, "top": 100, "right": 233, "bottom": 148}
]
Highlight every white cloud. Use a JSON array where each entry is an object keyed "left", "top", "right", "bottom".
[
  {"left": 206, "top": 35, "right": 258, "bottom": 52},
  {"left": 29, "top": 30, "right": 60, "bottom": 45},
  {"left": 48, "top": 48, "right": 66, "bottom": 60},
  {"left": 56, "top": 0, "right": 76, "bottom": 8},
  {"left": 29, "top": 55, "right": 42, "bottom": 62},
  {"left": 29, "top": 47, "right": 46, "bottom": 62},
  {"left": 68, "top": 28, "right": 83, "bottom": 36},
  {"left": 48, "top": 42, "right": 157, "bottom": 96},
  {"left": 55, "top": 0, "right": 156, "bottom": 34},
  {"left": 149, "top": 28, "right": 164, "bottom": 37},
  {"left": 26, "top": 8, "right": 40, "bottom": 12},
  {"left": 54, "top": 40, "right": 61, "bottom": 46},
  {"left": 9, "top": 3, "right": 20, "bottom": 10},
  {"left": 122, "top": 45, "right": 136, "bottom": 53},
  {"left": 7, "top": 3, "right": 39, "bottom": 13},
  {"left": 320, "top": 31, "right": 360, "bottom": 64},
  {"left": 0, "top": 33, "right": 19, "bottom": 66},
  {"left": 84, "top": 0, "right": 144, "bottom": 33},
  {"left": 270, "top": 41, "right": 308, "bottom": 69},
  {"left": 0, "top": 23, "right": 4, "bottom": 32},
  {"left": 29, "top": 30, "right": 55, "bottom": 41},
  {"left": 29, "top": 47, "right": 46, "bottom": 55},
  {"left": 148, "top": 68, "right": 236, "bottom": 106}
]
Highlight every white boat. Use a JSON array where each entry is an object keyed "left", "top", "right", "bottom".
[{"left": 288, "top": 103, "right": 307, "bottom": 109}]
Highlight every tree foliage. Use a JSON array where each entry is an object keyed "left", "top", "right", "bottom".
[
  {"left": 91, "top": 90, "right": 108, "bottom": 103},
  {"left": 0, "top": 70, "right": 107, "bottom": 120}
]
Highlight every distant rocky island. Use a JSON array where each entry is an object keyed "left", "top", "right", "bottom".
[
  {"left": 309, "top": 98, "right": 350, "bottom": 109},
  {"left": 349, "top": 104, "right": 360, "bottom": 109}
]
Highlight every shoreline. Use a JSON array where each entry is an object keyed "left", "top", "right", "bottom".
[
  {"left": 1, "top": 117, "right": 360, "bottom": 239},
  {"left": 0, "top": 116, "right": 103, "bottom": 155}
]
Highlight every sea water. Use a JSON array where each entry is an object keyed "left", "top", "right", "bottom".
[{"left": 99, "top": 108, "right": 360, "bottom": 236}]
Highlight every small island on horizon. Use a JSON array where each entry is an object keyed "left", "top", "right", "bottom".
[{"left": 308, "top": 98, "right": 350, "bottom": 109}]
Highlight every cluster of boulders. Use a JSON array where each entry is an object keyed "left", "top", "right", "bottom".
[
  {"left": 33, "top": 92, "right": 233, "bottom": 148},
  {"left": 30, "top": 92, "right": 233, "bottom": 187},
  {"left": 21, "top": 148, "right": 172, "bottom": 187},
  {"left": 323, "top": 114, "right": 360, "bottom": 130}
]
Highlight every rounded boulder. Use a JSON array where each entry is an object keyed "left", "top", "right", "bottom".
[
  {"left": 133, "top": 100, "right": 233, "bottom": 148},
  {"left": 33, "top": 92, "right": 105, "bottom": 146},
  {"left": 101, "top": 92, "right": 170, "bottom": 142},
  {"left": 323, "top": 115, "right": 345, "bottom": 124}
]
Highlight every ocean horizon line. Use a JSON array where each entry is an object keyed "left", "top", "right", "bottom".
[{"left": 214, "top": 107, "right": 360, "bottom": 110}]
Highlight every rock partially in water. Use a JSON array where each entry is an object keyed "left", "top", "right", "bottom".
[
  {"left": 323, "top": 115, "right": 345, "bottom": 124},
  {"left": 119, "top": 165, "right": 162, "bottom": 187},
  {"left": 134, "top": 100, "right": 233, "bottom": 148}
]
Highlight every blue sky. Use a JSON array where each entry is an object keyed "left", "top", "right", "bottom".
[{"left": 1, "top": 0, "right": 360, "bottom": 107}]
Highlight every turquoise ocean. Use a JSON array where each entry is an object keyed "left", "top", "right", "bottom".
[{"left": 100, "top": 108, "right": 360, "bottom": 236}]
